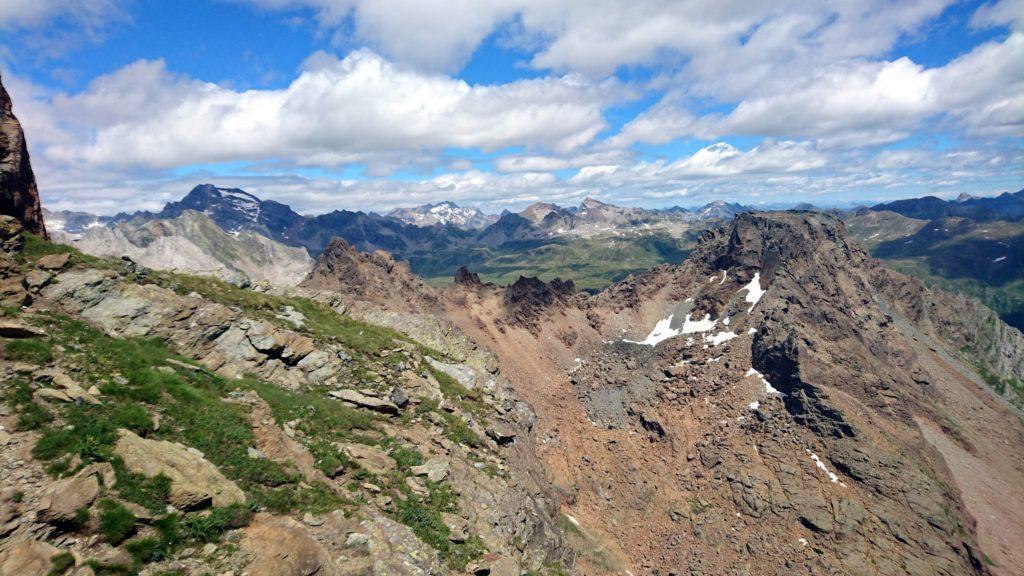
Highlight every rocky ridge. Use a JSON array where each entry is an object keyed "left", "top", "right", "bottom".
[
  {"left": 0, "top": 215, "right": 572, "bottom": 576},
  {"left": 439, "top": 211, "right": 1024, "bottom": 574}
]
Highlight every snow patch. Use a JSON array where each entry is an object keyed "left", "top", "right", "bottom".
[
  {"left": 748, "top": 401, "right": 760, "bottom": 410},
  {"left": 746, "top": 368, "right": 782, "bottom": 396},
  {"left": 707, "top": 331, "right": 737, "bottom": 346},
  {"left": 806, "top": 450, "right": 847, "bottom": 486},
  {"left": 739, "top": 272, "right": 766, "bottom": 312},
  {"left": 994, "top": 256, "right": 1007, "bottom": 263},
  {"left": 623, "top": 311, "right": 718, "bottom": 347},
  {"left": 747, "top": 327, "right": 757, "bottom": 335},
  {"left": 565, "top": 514, "right": 581, "bottom": 527}
]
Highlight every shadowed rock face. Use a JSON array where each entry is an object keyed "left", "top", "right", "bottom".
[
  {"left": 503, "top": 275, "right": 577, "bottom": 333},
  {"left": 0, "top": 74, "right": 46, "bottom": 239}
]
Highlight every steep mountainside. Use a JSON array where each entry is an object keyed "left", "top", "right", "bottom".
[
  {"left": 150, "top": 184, "right": 306, "bottom": 238},
  {"left": 0, "top": 74, "right": 46, "bottom": 239},
  {"left": 300, "top": 237, "right": 440, "bottom": 314},
  {"left": 846, "top": 210, "right": 1024, "bottom": 331},
  {"left": 437, "top": 211, "right": 1024, "bottom": 574},
  {"left": 51, "top": 210, "right": 312, "bottom": 286}
]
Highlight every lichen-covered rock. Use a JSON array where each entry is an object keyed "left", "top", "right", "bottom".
[
  {"left": 113, "top": 429, "right": 244, "bottom": 509},
  {"left": 361, "top": 513, "right": 448, "bottom": 576}
]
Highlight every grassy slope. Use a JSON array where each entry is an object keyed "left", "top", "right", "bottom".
[
  {"left": 4, "top": 235, "right": 533, "bottom": 575},
  {"left": 411, "top": 232, "right": 695, "bottom": 292}
]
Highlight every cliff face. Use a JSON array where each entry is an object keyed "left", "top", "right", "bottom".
[{"left": 0, "top": 74, "right": 46, "bottom": 239}]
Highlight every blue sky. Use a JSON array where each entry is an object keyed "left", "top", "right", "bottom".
[{"left": 1, "top": 0, "right": 1022, "bottom": 215}]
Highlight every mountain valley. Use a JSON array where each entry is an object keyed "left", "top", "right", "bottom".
[{"left": 2, "top": 67, "right": 1024, "bottom": 576}]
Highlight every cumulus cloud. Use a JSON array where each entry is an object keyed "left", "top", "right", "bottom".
[
  {"left": 8, "top": 0, "right": 1022, "bottom": 214},
  {"left": 612, "top": 30, "right": 1024, "bottom": 147},
  {"left": 38, "top": 50, "right": 620, "bottom": 170}
]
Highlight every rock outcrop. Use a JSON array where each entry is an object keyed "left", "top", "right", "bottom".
[
  {"left": 301, "top": 236, "right": 439, "bottom": 313},
  {"left": 113, "top": 429, "right": 246, "bottom": 509},
  {"left": 0, "top": 74, "right": 46, "bottom": 239}
]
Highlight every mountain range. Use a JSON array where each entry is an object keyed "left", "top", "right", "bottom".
[
  {"left": 48, "top": 184, "right": 751, "bottom": 290},
  {"left": 4, "top": 58, "right": 1024, "bottom": 576},
  {"left": 871, "top": 188, "right": 1024, "bottom": 222}
]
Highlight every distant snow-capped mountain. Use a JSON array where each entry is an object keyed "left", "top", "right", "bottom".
[
  {"left": 42, "top": 208, "right": 115, "bottom": 235},
  {"left": 387, "top": 201, "right": 497, "bottom": 229}
]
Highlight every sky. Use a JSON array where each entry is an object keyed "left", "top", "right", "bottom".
[{"left": 1, "top": 0, "right": 1022, "bottom": 215}]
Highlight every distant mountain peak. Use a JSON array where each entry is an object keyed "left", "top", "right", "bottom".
[{"left": 388, "top": 201, "right": 495, "bottom": 229}]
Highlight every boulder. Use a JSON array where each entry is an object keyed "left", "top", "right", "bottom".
[
  {"left": 240, "top": 514, "right": 326, "bottom": 576},
  {"left": 410, "top": 457, "right": 450, "bottom": 482},
  {"left": 340, "top": 443, "right": 396, "bottom": 476},
  {"left": 36, "top": 252, "right": 71, "bottom": 270},
  {"left": 361, "top": 513, "right": 448, "bottom": 575},
  {"left": 0, "top": 539, "right": 61, "bottom": 576},
  {"left": 112, "top": 429, "right": 245, "bottom": 509},
  {"left": 329, "top": 389, "right": 399, "bottom": 415},
  {"left": 486, "top": 424, "right": 517, "bottom": 445},
  {"left": 22, "top": 269, "right": 51, "bottom": 290},
  {"left": 426, "top": 357, "right": 478, "bottom": 389},
  {"left": 0, "top": 320, "right": 44, "bottom": 338},
  {"left": 38, "top": 469, "right": 101, "bottom": 524},
  {"left": 47, "top": 372, "right": 100, "bottom": 404}
]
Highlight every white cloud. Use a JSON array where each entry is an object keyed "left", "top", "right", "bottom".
[
  {"left": 238, "top": 1, "right": 954, "bottom": 77},
  {"left": 971, "top": 0, "right": 1024, "bottom": 31},
  {"left": 612, "top": 31, "right": 1024, "bottom": 147},
  {"left": 663, "top": 141, "right": 826, "bottom": 177},
  {"left": 493, "top": 150, "right": 630, "bottom": 173},
  {"left": 0, "top": 0, "right": 122, "bottom": 29},
  {"left": 38, "top": 50, "right": 620, "bottom": 170}
]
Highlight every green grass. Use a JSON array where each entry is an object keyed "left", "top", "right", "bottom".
[
  {"left": 413, "top": 232, "right": 694, "bottom": 292},
  {"left": 3, "top": 339, "right": 54, "bottom": 364},
  {"left": 27, "top": 315, "right": 298, "bottom": 492},
  {"left": 4, "top": 377, "right": 53, "bottom": 431},
  {"left": 47, "top": 552, "right": 76, "bottom": 576},
  {"left": 246, "top": 379, "right": 378, "bottom": 476},
  {"left": 99, "top": 499, "right": 137, "bottom": 545},
  {"left": 111, "top": 461, "right": 172, "bottom": 514}
]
